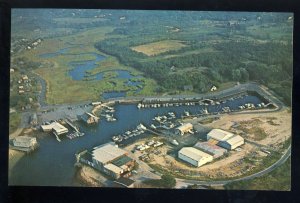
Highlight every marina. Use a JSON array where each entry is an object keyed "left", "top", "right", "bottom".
[{"left": 9, "top": 84, "right": 279, "bottom": 186}]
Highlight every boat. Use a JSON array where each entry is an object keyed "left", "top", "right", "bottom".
[
  {"left": 171, "top": 139, "right": 179, "bottom": 146},
  {"left": 184, "top": 111, "right": 190, "bottom": 116},
  {"left": 150, "top": 124, "right": 157, "bottom": 129}
]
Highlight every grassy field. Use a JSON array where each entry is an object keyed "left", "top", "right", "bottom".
[
  {"left": 20, "top": 27, "right": 159, "bottom": 104},
  {"left": 225, "top": 157, "right": 291, "bottom": 191},
  {"left": 131, "top": 40, "right": 187, "bottom": 56}
]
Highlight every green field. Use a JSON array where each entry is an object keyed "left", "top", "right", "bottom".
[
  {"left": 20, "top": 27, "right": 159, "bottom": 104},
  {"left": 225, "top": 157, "right": 291, "bottom": 191}
]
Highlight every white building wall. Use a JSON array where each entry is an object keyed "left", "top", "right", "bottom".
[{"left": 178, "top": 152, "right": 199, "bottom": 167}]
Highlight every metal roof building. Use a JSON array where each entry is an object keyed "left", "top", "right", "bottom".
[
  {"left": 194, "top": 141, "right": 227, "bottom": 158},
  {"left": 41, "top": 122, "right": 69, "bottom": 135},
  {"left": 178, "top": 147, "right": 213, "bottom": 167},
  {"left": 207, "top": 129, "right": 234, "bottom": 141},
  {"left": 175, "top": 123, "right": 193, "bottom": 135},
  {"left": 12, "top": 136, "right": 37, "bottom": 148},
  {"left": 92, "top": 143, "right": 127, "bottom": 165},
  {"left": 218, "top": 135, "right": 244, "bottom": 150}
]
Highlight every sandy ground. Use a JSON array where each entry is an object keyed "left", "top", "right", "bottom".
[
  {"left": 131, "top": 109, "right": 292, "bottom": 179},
  {"left": 76, "top": 165, "right": 106, "bottom": 187},
  {"left": 8, "top": 149, "right": 24, "bottom": 180},
  {"left": 204, "top": 109, "right": 291, "bottom": 147}
]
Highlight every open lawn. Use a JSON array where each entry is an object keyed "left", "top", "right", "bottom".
[{"left": 131, "top": 40, "right": 187, "bottom": 56}]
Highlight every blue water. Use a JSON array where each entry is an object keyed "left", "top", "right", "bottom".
[
  {"left": 68, "top": 53, "right": 106, "bottom": 80},
  {"left": 39, "top": 47, "right": 73, "bottom": 58},
  {"left": 9, "top": 95, "right": 262, "bottom": 186},
  {"left": 39, "top": 48, "right": 144, "bottom": 92}
]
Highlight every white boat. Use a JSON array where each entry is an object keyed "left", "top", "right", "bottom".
[
  {"left": 150, "top": 124, "right": 157, "bottom": 129},
  {"left": 171, "top": 139, "right": 179, "bottom": 146}
]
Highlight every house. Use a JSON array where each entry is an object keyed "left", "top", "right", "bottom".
[
  {"left": 218, "top": 135, "right": 244, "bottom": 150},
  {"left": 80, "top": 112, "right": 99, "bottom": 124},
  {"left": 178, "top": 147, "right": 213, "bottom": 167},
  {"left": 175, "top": 123, "right": 193, "bottom": 136},
  {"left": 10, "top": 68, "right": 15, "bottom": 73},
  {"left": 210, "top": 86, "right": 217, "bottom": 92},
  {"left": 30, "top": 113, "right": 38, "bottom": 125},
  {"left": 22, "top": 75, "right": 29, "bottom": 81}
]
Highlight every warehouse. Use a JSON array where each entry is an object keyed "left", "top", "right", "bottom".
[
  {"left": 12, "top": 136, "right": 37, "bottom": 148},
  {"left": 175, "top": 123, "right": 193, "bottom": 135},
  {"left": 194, "top": 141, "right": 227, "bottom": 158},
  {"left": 207, "top": 129, "right": 234, "bottom": 141},
  {"left": 178, "top": 147, "right": 213, "bottom": 167},
  {"left": 41, "top": 122, "right": 69, "bottom": 135},
  {"left": 91, "top": 143, "right": 136, "bottom": 179},
  {"left": 218, "top": 135, "right": 244, "bottom": 150}
]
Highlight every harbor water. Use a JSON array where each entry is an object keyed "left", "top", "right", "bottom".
[{"left": 9, "top": 94, "right": 263, "bottom": 186}]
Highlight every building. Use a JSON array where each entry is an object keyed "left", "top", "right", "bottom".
[
  {"left": 41, "top": 122, "right": 69, "bottom": 135},
  {"left": 80, "top": 112, "right": 99, "bottom": 124},
  {"left": 194, "top": 141, "right": 227, "bottom": 158},
  {"left": 90, "top": 143, "right": 135, "bottom": 179},
  {"left": 178, "top": 147, "right": 213, "bottom": 167},
  {"left": 30, "top": 113, "right": 38, "bottom": 125},
  {"left": 12, "top": 136, "right": 37, "bottom": 148},
  {"left": 218, "top": 135, "right": 244, "bottom": 150},
  {"left": 175, "top": 123, "right": 193, "bottom": 135},
  {"left": 211, "top": 86, "right": 217, "bottom": 92},
  {"left": 207, "top": 129, "right": 234, "bottom": 141}
]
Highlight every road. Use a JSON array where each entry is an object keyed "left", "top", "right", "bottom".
[{"left": 175, "top": 146, "right": 291, "bottom": 188}]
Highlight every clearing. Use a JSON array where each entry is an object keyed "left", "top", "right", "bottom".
[{"left": 131, "top": 40, "right": 187, "bottom": 56}]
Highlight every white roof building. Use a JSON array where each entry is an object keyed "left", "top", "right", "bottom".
[
  {"left": 41, "top": 122, "right": 69, "bottom": 135},
  {"left": 13, "top": 136, "right": 37, "bottom": 148},
  {"left": 92, "top": 143, "right": 127, "bottom": 165},
  {"left": 104, "top": 163, "right": 123, "bottom": 175},
  {"left": 178, "top": 147, "right": 213, "bottom": 167},
  {"left": 207, "top": 129, "right": 234, "bottom": 141},
  {"left": 218, "top": 135, "right": 244, "bottom": 150},
  {"left": 175, "top": 123, "right": 193, "bottom": 135}
]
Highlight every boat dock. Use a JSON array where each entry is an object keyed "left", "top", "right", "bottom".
[{"left": 65, "top": 118, "right": 79, "bottom": 132}]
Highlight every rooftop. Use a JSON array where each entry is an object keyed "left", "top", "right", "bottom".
[
  {"left": 179, "top": 147, "right": 212, "bottom": 161},
  {"left": 104, "top": 163, "right": 123, "bottom": 174},
  {"left": 92, "top": 143, "right": 127, "bottom": 164},
  {"left": 14, "top": 136, "right": 36, "bottom": 143},
  {"left": 224, "top": 135, "right": 244, "bottom": 145},
  {"left": 111, "top": 155, "right": 133, "bottom": 167},
  {"left": 194, "top": 141, "right": 227, "bottom": 154},
  {"left": 207, "top": 129, "right": 234, "bottom": 141},
  {"left": 177, "top": 123, "right": 193, "bottom": 131}
]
